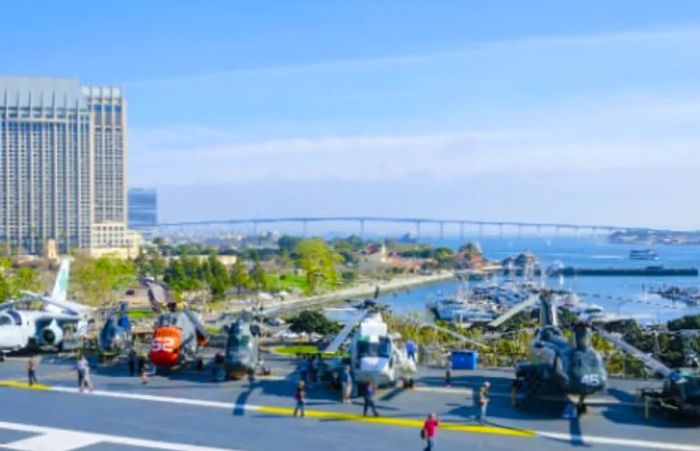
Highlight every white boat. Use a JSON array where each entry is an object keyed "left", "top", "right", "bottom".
[{"left": 427, "top": 295, "right": 496, "bottom": 323}]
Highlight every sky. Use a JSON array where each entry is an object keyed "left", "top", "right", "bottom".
[{"left": 3, "top": 1, "right": 700, "bottom": 229}]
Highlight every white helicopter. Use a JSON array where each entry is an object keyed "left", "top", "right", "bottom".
[
  {"left": 325, "top": 302, "right": 417, "bottom": 387},
  {"left": 0, "top": 259, "right": 93, "bottom": 359}
]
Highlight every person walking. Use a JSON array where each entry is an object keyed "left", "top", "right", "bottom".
[
  {"left": 422, "top": 413, "right": 439, "bottom": 451},
  {"left": 138, "top": 353, "right": 149, "bottom": 385},
  {"left": 362, "top": 381, "right": 379, "bottom": 417},
  {"left": 406, "top": 340, "right": 417, "bottom": 362},
  {"left": 27, "top": 356, "right": 38, "bottom": 387},
  {"left": 478, "top": 381, "right": 491, "bottom": 425},
  {"left": 77, "top": 355, "right": 93, "bottom": 393},
  {"left": 340, "top": 366, "right": 353, "bottom": 404},
  {"left": 293, "top": 380, "right": 306, "bottom": 418},
  {"left": 444, "top": 358, "right": 452, "bottom": 387},
  {"left": 127, "top": 348, "right": 137, "bottom": 377}
]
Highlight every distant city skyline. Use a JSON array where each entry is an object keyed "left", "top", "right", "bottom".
[{"left": 5, "top": 1, "right": 700, "bottom": 228}]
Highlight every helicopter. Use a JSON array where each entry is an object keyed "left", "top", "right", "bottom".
[
  {"left": 595, "top": 327, "right": 700, "bottom": 419},
  {"left": 218, "top": 311, "right": 269, "bottom": 380},
  {"left": 496, "top": 290, "right": 608, "bottom": 414},
  {"left": 147, "top": 283, "right": 209, "bottom": 373},
  {"left": 324, "top": 302, "right": 417, "bottom": 388},
  {"left": 96, "top": 302, "right": 132, "bottom": 360}
]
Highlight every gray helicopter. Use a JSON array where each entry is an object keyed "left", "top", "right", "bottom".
[
  {"left": 216, "top": 311, "right": 270, "bottom": 380},
  {"left": 494, "top": 290, "right": 608, "bottom": 414},
  {"left": 96, "top": 302, "right": 132, "bottom": 360}
]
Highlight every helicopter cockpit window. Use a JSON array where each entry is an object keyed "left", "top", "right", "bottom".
[
  {"left": 228, "top": 335, "right": 251, "bottom": 350},
  {"left": 7, "top": 311, "right": 21, "bottom": 325},
  {"left": 0, "top": 315, "right": 13, "bottom": 326},
  {"left": 358, "top": 337, "right": 392, "bottom": 358}
]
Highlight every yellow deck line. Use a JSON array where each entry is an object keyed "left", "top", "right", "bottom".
[
  {"left": 257, "top": 406, "right": 535, "bottom": 437},
  {"left": 0, "top": 380, "right": 51, "bottom": 391}
]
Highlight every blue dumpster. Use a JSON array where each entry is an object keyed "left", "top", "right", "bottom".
[{"left": 451, "top": 350, "right": 479, "bottom": 370}]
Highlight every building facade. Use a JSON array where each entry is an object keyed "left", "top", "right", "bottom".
[
  {"left": 0, "top": 76, "right": 139, "bottom": 256},
  {"left": 128, "top": 188, "right": 157, "bottom": 239}
]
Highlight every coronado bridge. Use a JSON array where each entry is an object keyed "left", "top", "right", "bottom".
[{"left": 153, "top": 216, "right": 661, "bottom": 239}]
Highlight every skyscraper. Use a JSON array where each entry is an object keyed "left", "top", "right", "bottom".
[
  {"left": 128, "top": 188, "right": 157, "bottom": 238},
  {"left": 0, "top": 76, "right": 139, "bottom": 256}
]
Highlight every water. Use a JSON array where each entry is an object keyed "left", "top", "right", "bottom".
[{"left": 378, "top": 236, "right": 700, "bottom": 324}]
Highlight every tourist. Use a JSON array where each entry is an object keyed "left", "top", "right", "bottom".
[
  {"left": 138, "top": 353, "right": 149, "bottom": 385},
  {"left": 27, "top": 356, "right": 38, "bottom": 387},
  {"left": 340, "top": 366, "right": 353, "bottom": 404},
  {"left": 422, "top": 413, "right": 439, "bottom": 451},
  {"left": 127, "top": 348, "right": 136, "bottom": 376},
  {"left": 362, "top": 381, "right": 379, "bottom": 417},
  {"left": 77, "top": 355, "right": 93, "bottom": 393},
  {"left": 478, "top": 381, "right": 490, "bottom": 425},
  {"left": 406, "top": 340, "right": 417, "bottom": 362},
  {"left": 293, "top": 380, "right": 306, "bottom": 418},
  {"left": 444, "top": 358, "right": 452, "bottom": 387}
]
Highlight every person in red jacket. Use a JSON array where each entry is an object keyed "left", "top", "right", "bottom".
[{"left": 422, "top": 412, "right": 439, "bottom": 451}]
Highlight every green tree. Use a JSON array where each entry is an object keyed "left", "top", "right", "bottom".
[
  {"left": 250, "top": 255, "right": 267, "bottom": 291},
  {"left": 296, "top": 238, "right": 343, "bottom": 294},
  {"left": 72, "top": 254, "right": 137, "bottom": 306},
  {"left": 230, "top": 259, "right": 251, "bottom": 294},
  {"left": 289, "top": 310, "right": 341, "bottom": 335},
  {"left": 207, "top": 253, "right": 230, "bottom": 300}
]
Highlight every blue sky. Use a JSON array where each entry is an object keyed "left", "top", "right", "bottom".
[{"left": 4, "top": 1, "right": 700, "bottom": 228}]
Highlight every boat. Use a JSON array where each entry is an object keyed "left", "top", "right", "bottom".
[
  {"left": 427, "top": 291, "right": 498, "bottom": 323},
  {"left": 630, "top": 249, "right": 659, "bottom": 260}
]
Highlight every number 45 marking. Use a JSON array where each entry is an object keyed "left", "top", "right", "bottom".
[{"left": 580, "top": 374, "right": 601, "bottom": 386}]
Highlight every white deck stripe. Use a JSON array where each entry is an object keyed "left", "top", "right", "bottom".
[
  {"left": 0, "top": 420, "right": 238, "bottom": 451},
  {"left": 5, "top": 384, "right": 695, "bottom": 451},
  {"left": 537, "top": 431, "right": 700, "bottom": 451}
]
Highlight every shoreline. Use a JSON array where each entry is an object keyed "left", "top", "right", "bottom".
[{"left": 226, "top": 271, "right": 456, "bottom": 316}]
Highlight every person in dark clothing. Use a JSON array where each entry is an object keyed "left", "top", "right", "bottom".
[
  {"left": 128, "top": 348, "right": 137, "bottom": 376},
  {"left": 293, "top": 380, "right": 306, "bottom": 418},
  {"left": 138, "top": 353, "right": 148, "bottom": 384},
  {"left": 27, "top": 356, "right": 38, "bottom": 386},
  {"left": 362, "top": 381, "right": 379, "bottom": 417}
]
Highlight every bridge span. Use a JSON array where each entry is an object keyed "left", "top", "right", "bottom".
[{"left": 154, "top": 216, "right": 653, "bottom": 240}]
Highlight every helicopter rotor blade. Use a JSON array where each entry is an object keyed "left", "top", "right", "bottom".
[
  {"left": 419, "top": 322, "right": 488, "bottom": 349},
  {"left": 324, "top": 310, "right": 369, "bottom": 353},
  {"left": 594, "top": 326, "right": 673, "bottom": 378},
  {"left": 488, "top": 294, "right": 540, "bottom": 328}
]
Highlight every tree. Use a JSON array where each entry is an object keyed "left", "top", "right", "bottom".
[
  {"left": 295, "top": 238, "right": 343, "bottom": 294},
  {"left": 278, "top": 235, "right": 302, "bottom": 255},
  {"left": 72, "top": 254, "right": 137, "bottom": 306},
  {"left": 207, "top": 253, "right": 230, "bottom": 300},
  {"left": 230, "top": 259, "right": 251, "bottom": 294},
  {"left": 289, "top": 310, "right": 341, "bottom": 335},
  {"left": 250, "top": 254, "right": 267, "bottom": 291}
]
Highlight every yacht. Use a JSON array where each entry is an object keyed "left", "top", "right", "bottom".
[{"left": 630, "top": 249, "right": 658, "bottom": 260}]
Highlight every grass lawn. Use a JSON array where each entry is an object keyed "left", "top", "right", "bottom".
[
  {"left": 128, "top": 309, "right": 156, "bottom": 320},
  {"left": 270, "top": 345, "right": 347, "bottom": 358},
  {"left": 264, "top": 273, "right": 309, "bottom": 293}
]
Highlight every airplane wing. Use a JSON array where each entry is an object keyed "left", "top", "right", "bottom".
[
  {"left": 488, "top": 294, "right": 539, "bottom": 328},
  {"left": 594, "top": 327, "right": 673, "bottom": 378},
  {"left": 146, "top": 282, "right": 175, "bottom": 309},
  {"left": 324, "top": 311, "right": 368, "bottom": 354}
]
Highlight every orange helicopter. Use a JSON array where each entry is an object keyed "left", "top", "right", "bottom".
[{"left": 147, "top": 283, "right": 209, "bottom": 372}]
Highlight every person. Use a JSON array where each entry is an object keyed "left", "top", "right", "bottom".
[
  {"left": 478, "top": 381, "right": 490, "bottom": 425},
  {"left": 138, "top": 353, "right": 149, "bottom": 385},
  {"left": 362, "top": 381, "right": 379, "bottom": 417},
  {"left": 445, "top": 358, "right": 452, "bottom": 387},
  {"left": 406, "top": 340, "right": 417, "bottom": 362},
  {"left": 77, "top": 355, "right": 93, "bottom": 393},
  {"left": 422, "top": 413, "right": 439, "bottom": 451},
  {"left": 293, "top": 380, "right": 306, "bottom": 418},
  {"left": 27, "top": 356, "right": 38, "bottom": 386},
  {"left": 127, "top": 348, "right": 137, "bottom": 377},
  {"left": 340, "top": 366, "right": 353, "bottom": 404}
]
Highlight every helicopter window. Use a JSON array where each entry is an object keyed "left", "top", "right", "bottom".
[
  {"left": 7, "top": 311, "right": 21, "bottom": 325},
  {"left": 357, "top": 337, "right": 392, "bottom": 358},
  {"left": 0, "top": 315, "right": 13, "bottom": 326},
  {"left": 228, "top": 335, "right": 251, "bottom": 350}
]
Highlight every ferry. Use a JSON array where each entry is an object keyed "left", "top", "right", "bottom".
[{"left": 630, "top": 249, "right": 658, "bottom": 260}]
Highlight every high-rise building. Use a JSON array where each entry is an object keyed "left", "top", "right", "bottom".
[
  {"left": 128, "top": 188, "right": 157, "bottom": 238},
  {"left": 0, "top": 76, "right": 140, "bottom": 256}
]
